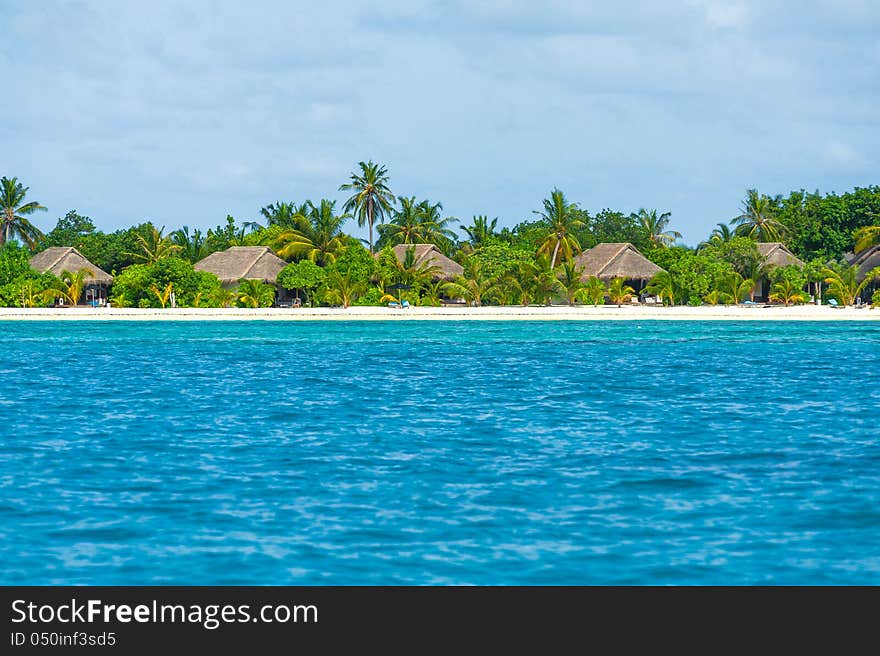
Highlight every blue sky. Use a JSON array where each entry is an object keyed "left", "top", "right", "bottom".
[{"left": 2, "top": 0, "right": 878, "bottom": 244}]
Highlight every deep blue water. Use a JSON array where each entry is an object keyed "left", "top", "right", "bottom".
[{"left": 1, "top": 320, "right": 879, "bottom": 585}]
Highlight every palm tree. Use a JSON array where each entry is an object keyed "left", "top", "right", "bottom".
[
  {"left": 717, "top": 271, "right": 754, "bottom": 305},
  {"left": 608, "top": 277, "right": 635, "bottom": 307},
  {"left": 531, "top": 256, "right": 564, "bottom": 305},
  {"left": 577, "top": 276, "right": 607, "bottom": 306},
  {"left": 128, "top": 225, "right": 182, "bottom": 264},
  {"left": 731, "top": 189, "right": 786, "bottom": 242},
  {"left": 236, "top": 279, "right": 276, "bottom": 308},
  {"left": 769, "top": 279, "right": 808, "bottom": 306},
  {"left": 323, "top": 269, "right": 367, "bottom": 308},
  {"left": 261, "top": 201, "right": 304, "bottom": 229},
  {"left": 173, "top": 226, "right": 210, "bottom": 263},
  {"left": 635, "top": 208, "right": 681, "bottom": 248},
  {"left": 377, "top": 198, "right": 457, "bottom": 250},
  {"left": 340, "top": 161, "right": 395, "bottom": 255},
  {"left": 44, "top": 269, "right": 93, "bottom": 306},
  {"left": 443, "top": 259, "right": 499, "bottom": 307},
  {"left": 1, "top": 176, "right": 47, "bottom": 249},
  {"left": 853, "top": 225, "right": 880, "bottom": 254},
  {"left": 702, "top": 289, "right": 725, "bottom": 306},
  {"left": 18, "top": 279, "right": 46, "bottom": 308},
  {"left": 646, "top": 271, "right": 677, "bottom": 306},
  {"left": 416, "top": 200, "right": 458, "bottom": 252},
  {"left": 378, "top": 245, "right": 441, "bottom": 290},
  {"left": 822, "top": 264, "right": 880, "bottom": 306},
  {"left": 534, "top": 189, "right": 584, "bottom": 267},
  {"left": 460, "top": 215, "right": 498, "bottom": 250},
  {"left": 709, "top": 223, "right": 735, "bottom": 244},
  {"left": 557, "top": 260, "right": 585, "bottom": 305},
  {"left": 500, "top": 263, "right": 537, "bottom": 306},
  {"left": 210, "top": 287, "right": 238, "bottom": 308},
  {"left": 149, "top": 282, "right": 174, "bottom": 308},
  {"left": 273, "top": 200, "right": 350, "bottom": 265}
]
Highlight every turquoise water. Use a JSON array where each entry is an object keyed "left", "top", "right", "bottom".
[{"left": 1, "top": 320, "right": 879, "bottom": 585}]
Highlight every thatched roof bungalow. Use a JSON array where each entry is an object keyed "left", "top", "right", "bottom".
[
  {"left": 29, "top": 247, "right": 113, "bottom": 285},
  {"left": 573, "top": 243, "right": 664, "bottom": 284},
  {"left": 194, "top": 246, "right": 287, "bottom": 286},
  {"left": 756, "top": 242, "right": 805, "bottom": 268},
  {"left": 847, "top": 245, "right": 880, "bottom": 281},
  {"left": 387, "top": 244, "right": 464, "bottom": 280}
]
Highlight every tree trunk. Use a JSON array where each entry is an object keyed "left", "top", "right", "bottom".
[
  {"left": 550, "top": 239, "right": 560, "bottom": 268},
  {"left": 368, "top": 198, "right": 374, "bottom": 256}
]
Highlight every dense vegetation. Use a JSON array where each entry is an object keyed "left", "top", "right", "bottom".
[{"left": 1, "top": 171, "right": 879, "bottom": 309}]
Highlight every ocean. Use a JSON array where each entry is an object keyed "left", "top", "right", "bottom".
[{"left": 2, "top": 320, "right": 878, "bottom": 584}]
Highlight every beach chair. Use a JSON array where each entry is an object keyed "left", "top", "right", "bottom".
[
  {"left": 401, "top": 300, "right": 411, "bottom": 309},
  {"left": 827, "top": 298, "right": 839, "bottom": 307},
  {"left": 387, "top": 301, "right": 400, "bottom": 309}
]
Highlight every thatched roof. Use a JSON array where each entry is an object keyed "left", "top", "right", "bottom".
[
  {"left": 389, "top": 244, "right": 464, "bottom": 280},
  {"left": 194, "top": 246, "right": 286, "bottom": 285},
  {"left": 756, "top": 242, "right": 805, "bottom": 268},
  {"left": 573, "top": 243, "right": 664, "bottom": 281},
  {"left": 847, "top": 245, "right": 880, "bottom": 281},
  {"left": 29, "top": 247, "right": 113, "bottom": 284}
]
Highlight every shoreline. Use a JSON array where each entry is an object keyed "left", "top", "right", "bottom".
[{"left": 0, "top": 305, "right": 877, "bottom": 321}]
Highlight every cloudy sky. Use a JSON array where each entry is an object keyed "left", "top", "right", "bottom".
[{"left": 2, "top": 0, "right": 878, "bottom": 243}]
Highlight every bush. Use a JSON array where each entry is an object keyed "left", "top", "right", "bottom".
[
  {"left": 111, "top": 258, "right": 223, "bottom": 308},
  {"left": 872, "top": 289, "right": 880, "bottom": 308}
]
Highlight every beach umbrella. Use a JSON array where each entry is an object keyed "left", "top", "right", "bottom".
[{"left": 387, "top": 283, "right": 411, "bottom": 305}]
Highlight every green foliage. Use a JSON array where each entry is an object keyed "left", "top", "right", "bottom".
[
  {"left": 236, "top": 279, "right": 276, "bottom": 308},
  {"left": 769, "top": 279, "right": 808, "bottom": 306},
  {"left": 0, "top": 242, "right": 57, "bottom": 307},
  {"left": 577, "top": 277, "right": 607, "bottom": 305},
  {"left": 872, "top": 289, "right": 880, "bottom": 308},
  {"left": 467, "top": 241, "right": 534, "bottom": 280},
  {"left": 328, "top": 243, "right": 375, "bottom": 283},
  {"left": 1, "top": 176, "right": 47, "bottom": 248},
  {"left": 646, "top": 271, "right": 678, "bottom": 306},
  {"left": 322, "top": 269, "right": 367, "bottom": 308},
  {"left": 110, "top": 257, "right": 223, "bottom": 308},
  {"left": 608, "top": 277, "right": 635, "bottom": 306},
  {"left": 277, "top": 260, "right": 326, "bottom": 304},
  {"left": 648, "top": 247, "right": 733, "bottom": 304}
]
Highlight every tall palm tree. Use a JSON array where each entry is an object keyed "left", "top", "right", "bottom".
[
  {"left": 1, "top": 176, "right": 47, "bottom": 249},
  {"left": 173, "top": 226, "right": 210, "bottom": 263},
  {"left": 416, "top": 200, "right": 458, "bottom": 252},
  {"left": 731, "top": 189, "right": 786, "bottom": 242},
  {"left": 461, "top": 215, "right": 498, "bottom": 249},
  {"left": 377, "top": 196, "right": 423, "bottom": 246},
  {"left": 127, "top": 225, "right": 182, "bottom": 264},
  {"left": 44, "top": 269, "right": 93, "bottom": 306},
  {"left": 443, "top": 259, "right": 499, "bottom": 307},
  {"left": 340, "top": 161, "right": 395, "bottom": 255},
  {"left": 853, "top": 225, "right": 880, "bottom": 254},
  {"left": 236, "top": 279, "right": 276, "bottom": 308},
  {"left": 261, "top": 201, "right": 304, "bottom": 229},
  {"left": 635, "top": 208, "right": 681, "bottom": 248},
  {"left": 273, "top": 199, "right": 350, "bottom": 265},
  {"left": 534, "top": 189, "right": 584, "bottom": 267}
]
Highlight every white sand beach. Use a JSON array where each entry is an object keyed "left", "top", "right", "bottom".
[{"left": 0, "top": 304, "right": 876, "bottom": 321}]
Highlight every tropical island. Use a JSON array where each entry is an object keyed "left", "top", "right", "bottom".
[{"left": 1, "top": 163, "right": 879, "bottom": 317}]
